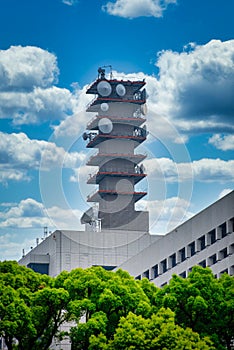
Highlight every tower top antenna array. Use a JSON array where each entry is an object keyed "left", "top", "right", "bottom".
[{"left": 98, "top": 65, "right": 113, "bottom": 80}]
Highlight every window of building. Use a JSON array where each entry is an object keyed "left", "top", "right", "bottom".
[
  {"left": 207, "top": 229, "right": 216, "bottom": 245},
  {"left": 135, "top": 275, "right": 141, "bottom": 280},
  {"left": 208, "top": 254, "right": 217, "bottom": 266},
  {"left": 160, "top": 259, "right": 167, "bottom": 274},
  {"left": 229, "top": 244, "right": 234, "bottom": 255},
  {"left": 151, "top": 264, "right": 158, "bottom": 279},
  {"left": 142, "top": 269, "right": 149, "bottom": 279},
  {"left": 169, "top": 253, "right": 176, "bottom": 268},
  {"left": 179, "top": 271, "right": 186, "bottom": 278},
  {"left": 92, "top": 265, "right": 116, "bottom": 271},
  {"left": 188, "top": 241, "right": 196, "bottom": 257},
  {"left": 178, "top": 247, "right": 186, "bottom": 262},
  {"left": 230, "top": 265, "right": 234, "bottom": 276},
  {"left": 219, "top": 222, "right": 227, "bottom": 238},
  {"left": 197, "top": 235, "right": 206, "bottom": 251},
  {"left": 199, "top": 260, "right": 206, "bottom": 268},
  {"left": 188, "top": 267, "right": 193, "bottom": 274},
  {"left": 219, "top": 247, "right": 228, "bottom": 260},
  {"left": 27, "top": 263, "right": 49, "bottom": 275},
  {"left": 220, "top": 269, "right": 228, "bottom": 276}
]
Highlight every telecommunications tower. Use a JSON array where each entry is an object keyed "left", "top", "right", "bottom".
[{"left": 81, "top": 67, "right": 149, "bottom": 232}]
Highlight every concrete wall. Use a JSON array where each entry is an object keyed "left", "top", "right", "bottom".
[{"left": 19, "top": 229, "right": 160, "bottom": 277}]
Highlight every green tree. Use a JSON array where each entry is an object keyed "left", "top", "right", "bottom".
[
  {"left": 156, "top": 266, "right": 234, "bottom": 349},
  {"left": 0, "top": 261, "right": 69, "bottom": 350},
  {"left": 62, "top": 267, "right": 153, "bottom": 349},
  {"left": 90, "top": 308, "right": 214, "bottom": 350}
]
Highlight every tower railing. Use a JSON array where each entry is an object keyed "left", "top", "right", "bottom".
[
  {"left": 87, "top": 114, "right": 146, "bottom": 129},
  {"left": 87, "top": 188, "right": 147, "bottom": 201},
  {"left": 86, "top": 94, "right": 146, "bottom": 110},
  {"left": 87, "top": 152, "right": 147, "bottom": 163},
  {"left": 87, "top": 170, "right": 146, "bottom": 184}
]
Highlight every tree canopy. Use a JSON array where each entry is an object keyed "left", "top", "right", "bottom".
[
  {"left": 0, "top": 261, "right": 69, "bottom": 350},
  {"left": 0, "top": 261, "right": 233, "bottom": 350},
  {"left": 155, "top": 266, "right": 234, "bottom": 350}
]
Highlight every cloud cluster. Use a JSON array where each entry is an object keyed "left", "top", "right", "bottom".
[
  {"left": 145, "top": 157, "right": 234, "bottom": 183},
  {"left": 0, "top": 198, "right": 82, "bottom": 230},
  {"left": 62, "top": 0, "right": 78, "bottom": 5},
  {"left": 53, "top": 89, "right": 93, "bottom": 138},
  {"left": 0, "top": 232, "right": 36, "bottom": 260},
  {"left": 0, "top": 46, "right": 77, "bottom": 124},
  {"left": 0, "top": 45, "right": 58, "bottom": 90},
  {"left": 0, "top": 131, "right": 85, "bottom": 183},
  {"left": 0, "top": 196, "right": 190, "bottom": 236},
  {"left": 137, "top": 196, "right": 193, "bottom": 233},
  {"left": 208, "top": 134, "right": 234, "bottom": 151},
  {"left": 102, "top": 0, "right": 176, "bottom": 18},
  {"left": 1, "top": 41, "right": 233, "bottom": 142},
  {"left": 151, "top": 40, "right": 234, "bottom": 134}
]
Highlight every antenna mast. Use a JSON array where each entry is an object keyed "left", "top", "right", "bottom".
[{"left": 98, "top": 65, "right": 113, "bottom": 79}]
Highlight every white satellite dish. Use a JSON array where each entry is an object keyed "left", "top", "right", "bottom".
[
  {"left": 97, "top": 81, "right": 112, "bottom": 97},
  {"left": 141, "top": 103, "right": 147, "bottom": 116},
  {"left": 98, "top": 118, "right": 113, "bottom": 134},
  {"left": 116, "top": 83, "right": 126, "bottom": 97},
  {"left": 100, "top": 103, "right": 109, "bottom": 112}
]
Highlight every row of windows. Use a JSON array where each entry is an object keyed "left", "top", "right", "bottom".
[
  {"left": 136, "top": 219, "right": 234, "bottom": 281},
  {"left": 160, "top": 266, "right": 234, "bottom": 287}
]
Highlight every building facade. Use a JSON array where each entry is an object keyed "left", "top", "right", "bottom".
[
  {"left": 118, "top": 190, "right": 234, "bottom": 287},
  {"left": 19, "top": 191, "right": 234, "bottom": 283}
]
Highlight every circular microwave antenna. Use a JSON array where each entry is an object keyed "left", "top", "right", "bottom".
[
  {"left": 116, "top": 83, "right": 126, "bottom": 97},
  {"left": 97, "top": 81, "right": 112, "bottom": 97},
  {"left": 141, "top": 103, "right": 147, "bottom": 116},
  {"left": 100, "top": 103, "right": 109, "bottom": 112},
  {"left": 98, "top": 118, "right": 113, "bottom": 134},
  {"left": 82, "top": 132, "right": 88, "bottom": 140}
]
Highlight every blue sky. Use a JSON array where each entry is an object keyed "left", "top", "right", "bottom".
[{"left": 0, "top": 0, "right": 233, "bottom": 261}]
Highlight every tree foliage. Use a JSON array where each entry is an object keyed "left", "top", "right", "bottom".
[
  {"left": 0, "top": 261, "right": 68, "bottom": 350},
  {"left": 61, "top": 267, "right": 153, "bottom": 349},
  {"left": 0, "top": 262, "right": 233, "bottom": 350},
  {"left": 155, "top": 266, "right": 234, "bottom": 350},
  {"left": 89, "top": 308, "right": 214, "bottom": 350}
]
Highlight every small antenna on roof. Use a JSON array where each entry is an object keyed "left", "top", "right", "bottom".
[
  {"left": 98, "top": 65, "right": 113, "bottom": 80},
  {"left": 44, "top": 226, "right": 48, "bottom": 238}
]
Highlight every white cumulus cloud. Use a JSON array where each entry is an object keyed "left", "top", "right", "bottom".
[
  {"left": 0, "top": 132, "right": 85, "bottom": 183},
  {"left": 145, "top": 157, "right": 234, "bottom": 183},
  {"left": 102, "top": 0, "right": 176, "bottom": 18},
  {"left": 0, "top": 45, "right": 58, "bottom": 90},
  {"left": 0, "top": 45, "right": 78, "bottom": 125},
  {"left": 208, "top": 134, "right": 234, "bottom": 151},
  {"left": 0, "top": 198, "right": 83, "bottom": 230},
  {"left": 152, "top": 40, "right": 234, "bottom": 134},
  {"left": 137, "top": 196, "right": 193, "bottom": 233}
]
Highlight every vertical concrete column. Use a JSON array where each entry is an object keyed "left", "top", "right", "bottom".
[
  {"left": 227, "top": 219, "right": 233, "bottom": 233},
  {"left": 195, "top": 239, "right": 199, "bottom": 253},
  {"left": 216, "top": 226, "right": 222, "bottom": 240}
]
